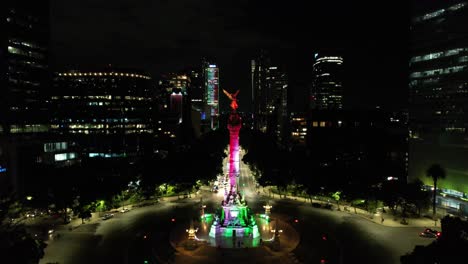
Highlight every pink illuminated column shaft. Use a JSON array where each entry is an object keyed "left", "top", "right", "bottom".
[{"left": 227, "top": 114, "right": 241, "bottom": 191}]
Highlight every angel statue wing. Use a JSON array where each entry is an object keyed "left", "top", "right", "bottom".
[{"left": 223, "top": 89, "right": 234, "bottom": 101}]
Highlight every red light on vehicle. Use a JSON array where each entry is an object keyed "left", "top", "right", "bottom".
[
  {"left": 437, "top": 232, "right": 441, "bottom": 236},
  {"left": 171, "top": 218, "right": 176, "bottom": 222},
  {"left": 294, "top": 219, "right": 299, "bottom": 223},
  {"left": 321, "top": 259, "right": 326, "bottom": 263},
  {"left": 143, "top": 235, "right": 147, "bottom": 239},
  {"left": 322, "top": 235, "right": 327, "bottom": 241}
]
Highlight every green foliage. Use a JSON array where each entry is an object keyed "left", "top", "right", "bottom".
[
  {"left": 332, "top": 191, "right": 341, "bottom": 201},
  {"left": 365, "top": 199, "right": 382, "bottom": 214}
]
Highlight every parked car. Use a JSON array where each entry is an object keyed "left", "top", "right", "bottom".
[
  {"left": 419, "top": 228, "right": 441, "bottom": 238},
  {"left": 120, "top": 208, "right": 130, "bottom": 213},
  {"left": 101, "top": 213, "right": 114, "bottom": 220}
]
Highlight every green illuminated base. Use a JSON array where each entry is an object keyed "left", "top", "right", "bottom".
[{"left": 209, "top": 225, "right": 260, "bottom": 238}]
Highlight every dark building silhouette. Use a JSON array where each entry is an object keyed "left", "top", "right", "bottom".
[
  {"left": 0, "top": 2, "right": 79, "bottom": 196},
  {"left": 251, "top": 51, "right": 289, "bottom": 144},
  {"left": 1, "top": 2, "right": 50, "bottom": 134},
  {"left": 306, "top": 109, "right": 408, "bottom": 184}
]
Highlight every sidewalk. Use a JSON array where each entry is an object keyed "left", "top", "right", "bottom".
[{"left": 262, "top": 191, "right": 438, "bottom": 229}]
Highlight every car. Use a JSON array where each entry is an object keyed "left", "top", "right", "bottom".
[
  {"left": 101, "top": 213, "right": 114, "bottom": 220},
  {"left": 120, "top": 208, "right": 130, "bottom": 213},
  {"left": 25, "top": 211, "right": 36, "bottom": 218},
  {"left": 419, "top": 228, "right": 441, "bottom": 238}
]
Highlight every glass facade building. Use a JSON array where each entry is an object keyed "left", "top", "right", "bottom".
[
  {"left": 409, "top": 1, "right": 468, "bottom": 214},
  {"left": 1, "top": 2, "right": 50, "bottom": 134},
  {"left": 204, "top": 63, "right": 219, "bottom": 130},
  {"left": 51, "top": 69, "right": 153, "bottom": 157},
  {"left": 311, "top": 54, "right": 344, "bottom": 110},
  {"left": 410, "top": 1, "right": 468, "bottom": 137},
  {"left": 251, "top": 51, "right": 288, "bottom": 143}
]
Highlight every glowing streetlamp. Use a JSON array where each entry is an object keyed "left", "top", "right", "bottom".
[
  {"left": 201, "top": 204, "right": 206, "bottom": 218},
  {"left": 186, "top": 221, "right": 198, "bottom": 240},
  {"left": 263, "top": 204, "right": 272, "bottom": 215}
]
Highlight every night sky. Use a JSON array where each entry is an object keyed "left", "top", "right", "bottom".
[{"left": 50, "top": 0, "right": 409, "bottom": 112}]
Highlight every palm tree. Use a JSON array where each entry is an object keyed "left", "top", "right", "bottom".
[{"left": 426, "top": 164, "right": 446, "bottom": 217}]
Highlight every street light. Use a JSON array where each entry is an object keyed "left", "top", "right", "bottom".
[
  {"left": 201, "top": 204, "right": 206, "bottom": 218},
  {"left": 263, "top": 204, "right": 272, "bottom": 215}
]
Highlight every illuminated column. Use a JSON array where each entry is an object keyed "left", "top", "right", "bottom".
[{"left": 227, "top": 113, "right": 241, "bottom": 192}]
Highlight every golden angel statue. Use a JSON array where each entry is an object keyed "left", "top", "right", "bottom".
[{"left": 223, "top": 89, "right": 240, "bottom": 110}]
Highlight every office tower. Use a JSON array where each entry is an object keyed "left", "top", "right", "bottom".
[
  {"left": 251, "top": 51, "right": 288, "bottom": 142},
  {"left": 204, "top": 63, "right": 219, "bottom": 130},
  {"left": 51, "top": 69, "right": 153, "bottom": 158},
  {"left": 311, "top": 53, "right": 344, "bottom": 110},
  {"left": 188, "top": 69, "right": 203, "bottom": 110},
  {"left": 290, "top": 112, "right": 307, "bottom": 146},
  {"left": 410, "top": 1, "right": 468, "bottom": 137},
  {"left": 409, "top": 1, "right": 468, "bottom": 214},
  {"left": 1, "top": 2, "right": 50, "bottom": 134},
  {"left": 251, "top": 50, "right": 268, "bottom": 131},
  {"left": 170, "top": 91, "right": 183, "bottom": 122},
  {"left": 0, "top": 1, "right": 73, "bottom": 196}
]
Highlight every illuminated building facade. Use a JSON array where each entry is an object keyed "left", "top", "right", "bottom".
[
  {"left": 409, "top": 1, "right": 468, "bottom": 137},
  {"left": 158, "top": 73, "right": 189, "bottom": 95},
  {"left": 409, "top": 1, "right": 468, "bottom": 215},
  {"left": 311, "top": 54, "right": 344, "bottom": 110},
  {"left": 204, "top": 63, "right": 219, "bottom": 130},
  {"left": 1, "top": 2, "right": 50, "bottom": 134},
  {"left": 290, "top": 112, "right": 307, "bottom": 146},
  {"left": 51, "top": 69, "right": 153, "bottom": 158}
]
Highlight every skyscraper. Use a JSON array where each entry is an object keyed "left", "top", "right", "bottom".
[
  {"left": 1, "top": 2, "right": 50, "bottom": 134},
  {"left": 409, "top": 1, "right": 468, "bottom": 137},
  {"left": 251, "top": 51, "right": 288, "bottom": 142},
  {"left": 1, "top": 1, "right": 56, "bottom": 196},
  {"left": 409, "top": 0, "right": 468, "bottom": 214},
  {"left": 251, "top": 50, "right": 268, "bottom": 131},
  {"left": 311, "top": 53, "right": 344, "bottom": 110},
  {"left": 204, "top": 62, "right": 219, "bottom": 130}
]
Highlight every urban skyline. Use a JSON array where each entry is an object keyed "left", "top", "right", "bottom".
[
  {"left": 1, "top": 1, "right": 468, "bottom": 264},
  {"left": 49, "top": 0, "right": 409, "bottom": 112}
]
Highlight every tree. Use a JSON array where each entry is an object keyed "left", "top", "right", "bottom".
[
  {"left": 78, "top": 209, "right": 92, "bottom": 224},
  {"left": 0, "top": 197, "right": 47, "bottom": 263},
  {"left": 403, "top": 179, "right": 431, "bottom": 217},
  {"left": 331, "top": 191, "right": 342, "bottom": 211},
  {"left": 426, "top": 164, "right": 446, "bottom": 217}
]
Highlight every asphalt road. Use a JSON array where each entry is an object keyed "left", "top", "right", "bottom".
[{"left": 40, "top": 147, "right": 433, "bottom": 264}]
